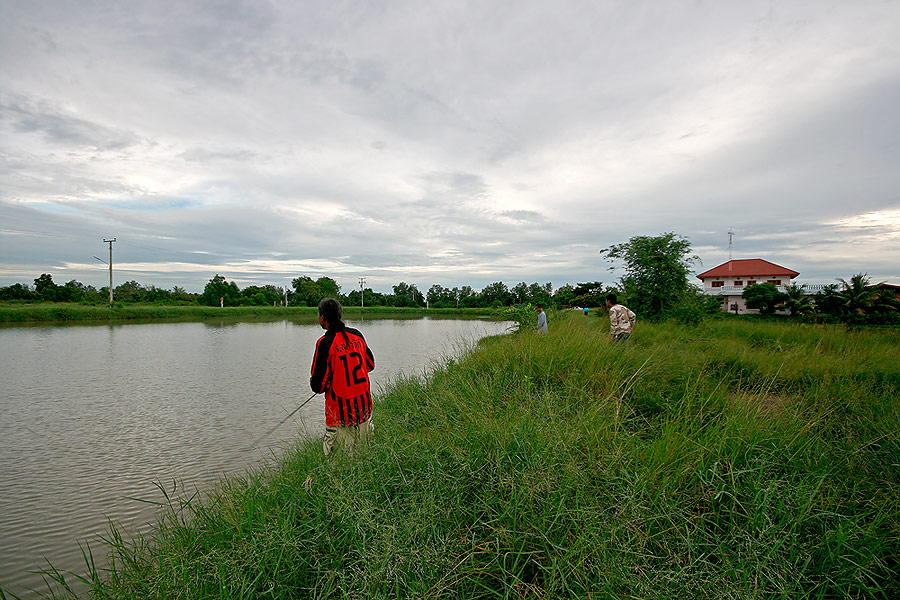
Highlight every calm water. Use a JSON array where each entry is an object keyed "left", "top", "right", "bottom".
[{"left": 0, "top": 315, "right": 510, "bottom": 597}]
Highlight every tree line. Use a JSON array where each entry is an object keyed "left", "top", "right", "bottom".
[
  {"left": 4, "top": 232, "right": 897, "bottom": 325},
  {"left": 740, "top": 275, "right": 900, "bottom": 325},
  {"left": 0, "top": 272, "right": 615, "bottom": 310}
]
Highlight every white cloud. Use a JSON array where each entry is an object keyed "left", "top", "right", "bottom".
[{"left": 2, "top": 0, "right": 899, "bottom": 291}]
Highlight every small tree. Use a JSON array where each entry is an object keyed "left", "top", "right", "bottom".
[
  {"left": 389, "top": 282, "right": 424, "bottom": 307},
  {"left": 742, "top": 283, "right": 786, "bottom": 314},
  {"left": 552, "top": 284, "right": 576, "bottom": 307},
  {"left": 202, "top": 274, "right": 240, "bottom": 306},
  {"left": 571, "top": 281, "right": 605, "bottom": 308},
  {"left": 479, "top": 281, "right": 513, "bottom": 307},
  {"left": 600, "top": 232, "right": 698, "bottom": 320},
  {"left": 782, "top": 283, "right": 813, "bottom": 316},
  {"left": 812, "top": 284, "right": 844, "bottom": 317},
  {"left": 503, "top": 303, "right": 537, "bottom": 333},
  {"left": 34, "top": 273, "right": 59, "bottom": 301},
  {"left": 0, "top": 283, "right": 34, "bottom": 301},
  {"left": 315, "top": 277, "right": 341, "bottom": 299},
  {"left": 291, "top": 276, "right": 320, "bottom": 306},
  {"left": 114, "top": 280, "right": 147, "bottom": 303}
]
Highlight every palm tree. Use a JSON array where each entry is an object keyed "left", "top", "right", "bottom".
[
  {"left": 836, "top": 273, "right": 897, "bottom": 316},
  {"left": 782, "top": 283, "right": 812, "bottom": 316}
]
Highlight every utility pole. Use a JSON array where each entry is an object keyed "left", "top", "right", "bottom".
[
  {"left": 103, "top": 238, "right": 115, "bottom": 305},
  {"left": 358, "top": 277, "right": 366, "bottom": 308}
]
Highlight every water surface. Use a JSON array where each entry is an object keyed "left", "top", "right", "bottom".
[{"left": 0, "top": 315, "right": 509, "bottom": 596}]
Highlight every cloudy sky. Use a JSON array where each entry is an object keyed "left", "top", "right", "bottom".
[{"left": 1, "top": 0, "right": 898, "bottom": 294}]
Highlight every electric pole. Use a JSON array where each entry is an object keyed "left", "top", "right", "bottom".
[
  {"left": 359, "top": 277, "right": 366, "bottom": 308},
  {"left": 103, "top": 238, "right": 115, "bottom": 305}
]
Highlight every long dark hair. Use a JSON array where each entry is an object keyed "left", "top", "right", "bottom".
[{"left": 318, "top": 297, "right": 345, "bottom": 331}]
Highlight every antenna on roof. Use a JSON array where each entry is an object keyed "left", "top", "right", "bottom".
[{"left": 728, "top": 226, "right": 734, "bottom": 261}]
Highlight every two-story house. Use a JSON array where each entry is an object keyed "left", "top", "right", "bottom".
[{"left": 697, "top": 259, "right": 799, "bottom": 314}]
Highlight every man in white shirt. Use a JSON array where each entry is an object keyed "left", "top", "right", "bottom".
[
  {"left": 535, "top": 304, "right": 548, "bottom": 334},
  {"left": 605, "top": 294, "right": 635, "bottom": 341}
]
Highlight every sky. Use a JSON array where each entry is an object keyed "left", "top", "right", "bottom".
[{"left": 1, "top": 0, "right": 899, "bottom": 294}]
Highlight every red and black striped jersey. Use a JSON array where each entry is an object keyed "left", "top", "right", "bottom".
[{"left": 310, "top": 326, "right": 375, "bottom": 427}]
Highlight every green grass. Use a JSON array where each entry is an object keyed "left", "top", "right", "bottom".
[
  {"left": 0, "top": 304, "right": 498, "bottom": 323},
  {"left": 15, "top": 313, "right": 899, "bottom": 599}
]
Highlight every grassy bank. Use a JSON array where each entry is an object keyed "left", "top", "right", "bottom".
[
  {"left": 26, "top": 313, "right": 900, "bottom": 599},
  {"left": 0, "top": 304, "right": 498, "bottom": 323}
]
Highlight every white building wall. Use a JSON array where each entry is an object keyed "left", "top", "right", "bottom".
[{"left": 700, "top": 275, "right": 796, "bottom": 315}]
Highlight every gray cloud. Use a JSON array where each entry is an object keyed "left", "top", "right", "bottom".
[
  {"left": 2, "top": 0, "right": 899, "bottom": 292},
  {"left": 0, "top": 94, "right": 138, "bottom": 150}
]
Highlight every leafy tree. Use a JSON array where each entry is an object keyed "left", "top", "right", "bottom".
[
  {"left": 202, "top": 274, "right": 240, "bottom": 306},
  {"left": 289, "top": 276, "right": 340, "bottom": 306},
  {"left": 668, "top": 286, "right": 707, "bottom": 325},
  {"left": 291, "top": 276, "right": 320, "bottom": 306},
  {"left": 503, "top": 303, "right": 539, "bottom": 333},
  {"left": 552, "top": 284, "right": 576, "bottom": 307},
  {"left": 704, "top": 294, "right": 727, "bottom": 314},
  {"left": 315, "top": 277, "right": 340, "bottom": 299},
  {"left": 509, "top": 282, "right": 552, "bottom": 306},
  {"left": 812, "top": 284, "right": 844, "bottom": 317},
  {"left": 427, "top": 284, "right": 457, "bottom": 308},
  {"left": 142, "top": 285, "right": 168, "bottom": 303},
  {"left": 241, "top": 285, "right": 282, "bottom": 306},
  {"left": 528, "top": 282, "right": 552, "bottom": 307},
  {"left": 0, "top": 282, "right": 34, "bottom": 301},
  {"left": 453, "top": 286, "right": 477, "bottom": 308},
  {"left": 346, "top": 287, "right": 386, "bottom": 307},
  {"left": 34, "top": 273, "right": 59, "bottom": 301},
  {"left": 600, "top": 232, "right": 698, "bottom": 320},
  {"left": 742, "top": 282, "right": 786, "bottom": 314},
  {"left": 571, "top": 281, "right": 605, "bottom": 308},
  {"left": 388, "top": 282, "right": 424, "bottom": 307},
  {"left": 59, "top": 279, "right": 96, "bottom": 303},
  {"left": 479, "top": 281, "right": 513, "bottom": 307},
  {"left": 171, "top": 286, "right": 196, "bottom": 304},
  {"left": 115, "top": 280, "right": 147, "bottom": 303},
  {"left": 511, "top": 282, "right": 529, "bottom": 304}
]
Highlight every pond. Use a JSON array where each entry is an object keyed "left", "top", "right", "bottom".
[{"left": 0, "top": 315, "right": 510, "bottom": 597}]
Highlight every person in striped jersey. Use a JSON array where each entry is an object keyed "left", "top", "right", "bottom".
[{"left": 310, "top": 297, "right": 376, "bottom": 456}]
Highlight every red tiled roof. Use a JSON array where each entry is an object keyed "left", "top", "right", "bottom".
[{"left": 696, "top": 259, "right": 799, "bottom": 279}]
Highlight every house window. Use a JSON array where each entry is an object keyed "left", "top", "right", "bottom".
[
  {"left": 711, "top": 281, "right": 724, "bottom": 288},
  {"left": 766, "top": 280, "right": 782, "bottom": 285},
  {"left": 734, "top": 281, "right": 743, "bottom": 287},
  {"left": 748, "top": 280, "right": 756, "bottom": 286}
]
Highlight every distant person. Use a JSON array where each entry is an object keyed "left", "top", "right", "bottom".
[
  {"left": 310, "top": 298, "right": 375, "bottom": 456},
  {"left": 583, "top": 307, "right": 590, "bottom": 316},
  {"left": 605, "top": 294, "right": 636, "bottom": 342},
  {"left": 535, "top": 304, "right": 548, "bottom": 334}
]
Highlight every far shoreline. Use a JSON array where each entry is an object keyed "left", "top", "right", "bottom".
[{"left": 0, "top": 303, "right": 504, "bottom": 324}]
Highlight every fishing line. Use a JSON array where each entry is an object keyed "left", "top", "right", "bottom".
[{"left": 250, "top": 392, "right": 318, "bottom": 448}]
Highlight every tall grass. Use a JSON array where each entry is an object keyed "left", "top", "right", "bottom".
[{"left": 16, "top": 313, "right": 899, "bottom": 599}]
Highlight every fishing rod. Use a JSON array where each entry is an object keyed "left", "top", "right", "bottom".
[{"left": 250, "top": 392, "right": 318, "bottom": 448}]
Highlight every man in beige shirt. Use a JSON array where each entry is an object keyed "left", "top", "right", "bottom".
[{"left": 605, "top": 294, "right": 636, "bottom": 342}]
